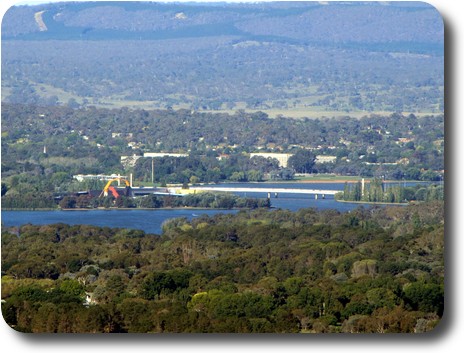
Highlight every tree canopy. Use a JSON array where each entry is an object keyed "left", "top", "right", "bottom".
[
  {"left": 288, "top": 149, "right": 316, "bottom": 173},
  {"left": 1, "top": 201, "right": 444, "bottom": 333}
]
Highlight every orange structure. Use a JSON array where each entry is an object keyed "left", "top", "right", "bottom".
[{"left": 100, "top": 178, "right": 131, "bottom": 198}]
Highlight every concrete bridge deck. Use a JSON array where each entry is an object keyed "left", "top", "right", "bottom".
[
  {"left": 128, "top": 186, "right": 339, "bottom": 197},
  {"left": 189, "top": 187, "right": 339, "bottom": 196}
]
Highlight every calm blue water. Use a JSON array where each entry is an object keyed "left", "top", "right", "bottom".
[
  {"left": 1, "top": 209, "right": 235, "bottom": 235},
  {"left": 0, "top": 182, "right": 397, "bottom": 235}
]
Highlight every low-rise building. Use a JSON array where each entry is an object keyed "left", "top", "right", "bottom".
[
  {"left": 249, "top": 153, "right": 293, "bottom": 168},
  {"left": 316, "top": 155, "right": 337, "bottom": 163},
  {"left": 143, "top": 152, "right": 188, "bottom": 158},
  {"left": 121, "top": 152, "right": 189, "bottom": 169},
  {"left": 73, "top": 174, "right": 128, "bottom": 182}
]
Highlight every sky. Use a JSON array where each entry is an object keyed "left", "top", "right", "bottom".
[{"left": 0, "top": 0, "right": 462, "bottom": 351}]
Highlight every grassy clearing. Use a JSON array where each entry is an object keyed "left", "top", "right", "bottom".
[
  {"left": 291, "top": 174, "right": 368, "bottom": 183},
  {"left": 4, "top": 81, "right": 441, "bottom": 119},
  {"left": 1, "top": 87, "right": 12, "bottom": 102}
]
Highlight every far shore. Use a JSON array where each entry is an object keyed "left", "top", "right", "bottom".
[
  {"left": 335, "top": 199, "right": 409, "bottom": 206},
  {"left": 295, "top": 179, "right": 361, "bottom": 184},
  {"left": 3, "top": 206, "right": 250, "bottom": 212},
  {"left": 262, "top": 178, "right": 424, "bottom": 184}
]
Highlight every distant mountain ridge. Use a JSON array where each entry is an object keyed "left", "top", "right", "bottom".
[
  {"left": 1, "top": 2, "right": 444, "bottom": 114},
  {"left": 2, "top": 1, "right": 443, "bottom": 52}
]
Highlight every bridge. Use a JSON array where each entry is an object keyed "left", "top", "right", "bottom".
[
  {"left": 188, "top": 186, "right": 339, "bottom": 197},
  {"left": 129, "top": 187, "right": 177, "bottom": 196},
  {"left": 124, "top": 186, "right": 340, "bottom": 199}
]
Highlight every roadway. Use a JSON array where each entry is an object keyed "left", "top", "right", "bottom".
[
  {"left": 127, "top": 186, "right": 339, "bottom": 197},
  {"left": 189, "top": 186, "right": 339, "bottom": 196}
]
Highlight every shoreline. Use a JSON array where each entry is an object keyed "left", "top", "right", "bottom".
[
  {"left": 291, "top": 179, "right": 427, "bottom": 184},
  {"left": 217, "top": 178, "right": 426, "bottom": 184},
  {"left": 335, "top": 199, "right": 409, "bottom": 206},
  {"left": 294, "top": 179, "right": 362, "bottom": 184},
  {"left": 2, "top": 206, "right": 260, "bottom": 212}
]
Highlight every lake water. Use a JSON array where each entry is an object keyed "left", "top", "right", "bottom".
[{"left": 0, "top": 182, "right": 400, "bottom": 235}]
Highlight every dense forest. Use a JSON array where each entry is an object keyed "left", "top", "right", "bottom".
[
  {"left": 2, "top": 2, "right": 443, "bottom": 114},
  {"left": 1, "top": 201, "right": 444, "bottom": 333}
]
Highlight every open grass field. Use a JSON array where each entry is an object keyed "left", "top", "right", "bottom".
[{"left": 9, "top": 80, "right": 442, "bottom": 119}]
